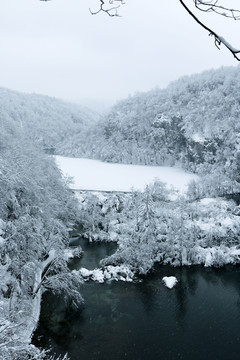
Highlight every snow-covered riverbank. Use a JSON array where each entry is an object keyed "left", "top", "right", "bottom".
[{"left": 55, "top": 155, "right": 240, "bottom": 279}]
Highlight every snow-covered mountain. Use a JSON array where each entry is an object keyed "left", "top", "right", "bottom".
[{"left": 0, "top": 87, "right": 99, "bottom": 150}]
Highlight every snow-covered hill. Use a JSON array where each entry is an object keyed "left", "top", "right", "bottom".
[{"left": 0, "top": 87, "right": 98, "bottom": 150}]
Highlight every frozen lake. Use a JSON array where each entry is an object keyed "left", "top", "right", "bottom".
[{"left": 54, "top": 156, "right": 198, "bottom": 193}]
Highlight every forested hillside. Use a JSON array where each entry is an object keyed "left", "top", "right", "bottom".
[
  {"left": 0, "top": 105, "right": 83, "bottom": 359},
  {"left": 58, "top": 66, "right": 240, "bottom": 195},
  {"left": 0, "top": 87, "right": 98, "bottom": 151}
]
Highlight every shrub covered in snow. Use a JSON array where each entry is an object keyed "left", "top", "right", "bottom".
[
  {"left": 78, "top": 183, "right": 240, "bottom": 274},
  {"left": 77, "top": 264, "right": 135, "bottom": 283},
  {"left": 0, "top": 134, "right": 83, "bottom": 358}
]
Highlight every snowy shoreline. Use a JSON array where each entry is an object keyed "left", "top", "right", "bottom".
[{"left": 75, "top": 243, "right": 240, "bottom": 285}]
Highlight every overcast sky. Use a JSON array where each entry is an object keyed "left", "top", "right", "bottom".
[{"left": 0, "top": 0, "right": 239, "bottom": 109}]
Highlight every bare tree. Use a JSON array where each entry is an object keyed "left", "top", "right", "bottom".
[{"left": 90, "top": 0, "right": 240, "bottom": 60}]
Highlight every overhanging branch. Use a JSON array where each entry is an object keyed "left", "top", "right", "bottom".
[
  {"left": 40, "top": 0, "right": 240, "bottom": 61},
  {"left": 179, "top": 0, "right": 240, "bottom": 60}
]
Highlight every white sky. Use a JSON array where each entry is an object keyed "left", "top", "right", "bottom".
[{"left": 0, "top": 0, "right": 239, "bottom": 109}]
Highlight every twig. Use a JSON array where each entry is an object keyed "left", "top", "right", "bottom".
[
  {"left": 193, "top": 0, "right": 240, "bottom": 20},
  {"left": 90, "top": 0, "right": 124, "bottom": 17}
]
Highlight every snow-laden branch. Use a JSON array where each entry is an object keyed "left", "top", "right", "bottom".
[
  {"left": 32, "top": 249, "right": 57, "bottom": 298},
  {"left": 179, "top": 0, "right": 240, "bottom": 60}
]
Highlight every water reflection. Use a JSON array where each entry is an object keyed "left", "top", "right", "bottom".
[{"left": 33, "top": 241, "right": 240, "bottom": 360}]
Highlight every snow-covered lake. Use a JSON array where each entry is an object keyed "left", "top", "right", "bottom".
[{"left": 54, "top": 156, "right": 198, "bottom": 193}]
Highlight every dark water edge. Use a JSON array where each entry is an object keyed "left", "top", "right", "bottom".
[
  {"left": 68, "top": 237, "right": 118, "bottom": 271},
  {"left": 33, "top": 240, "right": 240, "bottom": 360}
]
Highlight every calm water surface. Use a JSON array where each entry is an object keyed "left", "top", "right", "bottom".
[{"left": 34, "top": 240, "right": 240, "bottom": 360}]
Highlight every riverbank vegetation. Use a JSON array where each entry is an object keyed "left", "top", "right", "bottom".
[
  {"left": 0, "top": 127, "right": 83, "bottom": 358},
  {"left": 76, "top": 179, "right": 240, "bottom": 277}
]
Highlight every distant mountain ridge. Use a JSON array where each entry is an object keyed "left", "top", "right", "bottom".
[{"left": 0, "top": 87, "right": 99, "bottom": 150}]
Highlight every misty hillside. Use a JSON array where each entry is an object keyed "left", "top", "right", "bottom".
[
  {"left": 0, "top": 87, "right": 98, "bottom": 151},
  {"left": 58, "top": 66, "right": 240, "bottom": 184}
]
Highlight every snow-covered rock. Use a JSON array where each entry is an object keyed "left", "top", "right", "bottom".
[
  {"left": 104, "top": 265, "right": 134, "bottom": 282},
  {"left": 64, "top": 247, "right": 83, "bottom": 260},
  {"left": 79, "top": 267, "right": 92, "bottom": 278},
  {"left": 92, "top": 269, "right": 105, "bottom": 283},
  {"left": 162, "top": 276, "right": 178, "bottom": 289},
  {"left": 78, "top": 268, "right": 105, "bottom": 283},
  {"left": 78, "top": 265, "right": 134, "bottom": 283}
]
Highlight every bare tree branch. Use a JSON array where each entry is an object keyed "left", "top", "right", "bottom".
[
  {"left": 193, "top": 1, "right": 240, "bottom": 20},
  {"left": 40, "top": 1, "right": 240, "bottom": 60},
  {"left": 90, "top": 0, "right": 125, "bottom": 17},
  {"left": 179, "top": 0, "right": 240, "bottom": 60}
]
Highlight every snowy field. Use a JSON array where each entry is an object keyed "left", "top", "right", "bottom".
[{"left": 55, "top": 156, "right": 198, "bottom": 193}]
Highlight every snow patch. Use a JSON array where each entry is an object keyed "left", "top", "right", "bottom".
[
  {"left": 0, "top": 219, "right": 5, "bottom": 235},
  {"left": 162, "top": 276, "right": 178, "bottom": 289},
  {"left": 0, "top": 236, "right": 5, "bottom": 247},
  {"left": 64, "top": 248, "right": 75, "bottom": 260},
  {"left": 78, "top": 265, "right": 134, "bottom": 282},
  {"left": 192, "top": 133, "right": 205, "bottom": 143},
  {"left": 108, "top": 231, "right": 118, "bottom": 241},
  {"left": 221, "top": 217, "right": 234, "bottom": 227},
  {"left": 199, "top": 198, "right": 217, "bottom": 205}
]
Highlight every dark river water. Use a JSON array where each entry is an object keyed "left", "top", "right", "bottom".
[{"left": 33, "top": 239, "right": 240, "bottom": 360}]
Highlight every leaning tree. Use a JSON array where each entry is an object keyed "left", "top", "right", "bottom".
[{"left": 88, "top": 0, "right": 240, "bottom": 61}]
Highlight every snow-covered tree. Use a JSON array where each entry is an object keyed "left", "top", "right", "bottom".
[{"left": 0, "top": 127, "right": 83, "bottom": 358}]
